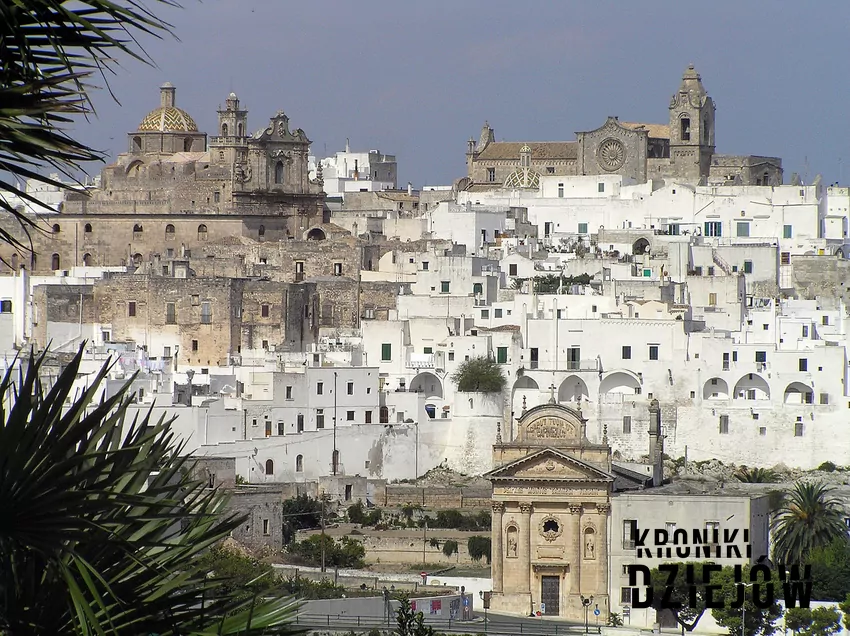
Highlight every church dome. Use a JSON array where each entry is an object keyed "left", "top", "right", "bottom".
[{"left": 137, "top": 106, "right": 198, "bottom": 132}]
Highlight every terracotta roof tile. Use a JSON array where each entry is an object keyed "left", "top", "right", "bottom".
[
  {"left": 619, "top": 122, "right": 670, "bottom": 139},
  {"left": 477, "top": 141, "right": 577, "bottom": 161}
]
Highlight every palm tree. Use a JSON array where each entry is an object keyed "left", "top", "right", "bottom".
[
  {"left": 770, "top": 480, "right": 848, "bottom": 564},
  {"left": 735, "top": 467, "right": 779, "bottom": 483},
  {"left": 0, "top": 346, "right": 305, "bottom": 635},
  {"left": 0, "top": 0, "right": 176, "bottom": 251}
]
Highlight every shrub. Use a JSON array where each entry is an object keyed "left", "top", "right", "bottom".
[
  {"left": 735, "top": 467, "right": 778, "bottom": 483},
  {"left": 467, "top": 536, "right": 492, "bottom": 563},
  {"left": 348, "top": 501, "right": 382, "bottom": 526},
  {"left": 819, "top": 461, "right": 838, "bottom": 473},
  {"left": 451, "top": 357, "right": 506, "bottom": 393},
  {"left": 289, "top": 535, "right": 366, "bottom": 569},
  {"left": 442, "top": 540, "right": 459, "bottom": 558}
]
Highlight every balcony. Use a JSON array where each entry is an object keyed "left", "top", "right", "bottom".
[
  {"left": 408, "top": 353, "right": 435, "bottom": 369},
  {"left": 565, "top": 358, "right": 601, "bottom": 372}
]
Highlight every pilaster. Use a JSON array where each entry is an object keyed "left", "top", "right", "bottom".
[{"left": 492, "top": 502, "right": 505, "bottom": 593}]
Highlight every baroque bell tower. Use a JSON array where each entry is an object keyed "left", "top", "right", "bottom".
[
  {"left": 668, "top": 64, "right": 715, "bottom": 182},
  {"left": 212, "top": 92, "right": 249, "bottom": 166}
]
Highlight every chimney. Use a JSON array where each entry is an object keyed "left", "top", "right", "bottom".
[
  {"left": 345, "top": 138, "right": 350, "bottom": 153},
  {"left": 407, "top": 182, "right": 412, "bottom": 196},
  {"left": 647, "top": 399, "right": 664, "bottom": 487},
  {"left": 353, "top": 159, "right": 359, "bottom": 181}
]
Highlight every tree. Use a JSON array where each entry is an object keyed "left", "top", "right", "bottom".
[
  {"left": 441, "top": 540, "right": 459, "bottom": 558},
  {"left": 838, "top": 593, "right": 850, "bottom": 630},
  {"left": 289, "top": 534, "right": 366, "bottom": 569},
  {"left": 467, "top": 536, "right": 491, "bottom": 563},
  {"left": 771, "top": 481, "right": 847, "bottom": 564},
  {"left": 807, "top": 536, "right": 850, "bottom": 601},
  {"left": 394, "top": 594, "right": 434, "bottom": 636},
  {"left": 451, "top": 357, "right": 506, "bottom": 393},
  {"left": 785, "top": 607, "right": 813, "bottom": 635},
  {"left": 804, "top": 607, "right": 842, "bottom": 636},
  {"left": 709, "top": 566, "right": 783, "bottom": 636},
  {"left": 0, "top": 346, "right": 303, "bottom": 635},
  {"left": 644, "top": 563, "right": 711, "bottom": 632},
  {"left": 0, "top": 0, "right": 177, "bottom": 251},
  {"left": 282, "top": 493, "right": 323, "bottom": 544}
]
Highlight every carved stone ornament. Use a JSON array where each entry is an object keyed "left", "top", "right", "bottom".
[
  {"left": 539, "top": 515, "right": 563, "bottom": 542},
  {"left": 519, "top": 502, "right": 533, "bottom": 514},
  {"left": 597, "top": 138, "right": 626, "bottom": 171},
  {"left": 234, "top": 163, "right": 252, "bottom": 183},
  {"left": 492, "top": 501, "right": 505, "bottom": 514},
  {"left": 596, "top": 502, "right": 611, "bottom": 515},
  {"left": 278, "top": 121, "right": 287, "bottom": 136},
  {"left": 526, "top": 417, "right": 575, "bottom": 440},
  {"left": 545, "top": 459, "right": 556, "bottom": 471},
  {"left": 270, "top": 150, "right": 292, "bottom": 160},
  {"left": 569, "top": 504, "right": 583, "bottom": 515}
]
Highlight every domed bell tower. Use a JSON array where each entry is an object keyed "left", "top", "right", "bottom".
[{"left": 668, "top": 64, "right": 715, "bottom": 182}]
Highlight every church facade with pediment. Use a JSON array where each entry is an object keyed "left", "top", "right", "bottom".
[{"left": 485, "top": 402, "right": 613, "bottom": 620}]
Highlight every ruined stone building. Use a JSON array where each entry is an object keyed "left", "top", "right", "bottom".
[
  {"left": 0, "top": 83, "right": 327, "bottom": 272},
  {"left": 461, "top": 65, "right": 782, "bottom": 192}
]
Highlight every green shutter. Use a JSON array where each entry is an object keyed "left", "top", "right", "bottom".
[
  {"left": 497, "top": 347, "right": 508, "bottom": 364},
  {"left": 381, "top": 343, "right": 391, "bottom": 361}
]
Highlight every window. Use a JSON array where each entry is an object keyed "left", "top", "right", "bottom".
[
  {"left": 261, "top": 304, "right": 270, "bottom": 318},
  {"left": 316, "top": 409, "right": 325, "bottom": 429},
  {"left": 820, "top": 393, "right": 829, "bottom": 405},
  {"left": 649, "top": 345, "right": 659, "bottom": 360},
  {"left": 201, "top": 301, "right": 211, "bottom": 324},
  {"left": 621, "top": 587, "right": 633, "bottom": 604},
  {"left": 192, "top": 339, "right": 198, "bottom": 352},
  {"left": 736, "top": 222, "right": 750, "bottom": 237},
  {"left": 133, "top": 224, "right": 143, "bottom": 235},
  {"left": 795, "top": 421, "right": 804, "bottom": 437},
  {"left": 423, "top": 347, "right": 433, "bottom": 354},
  {"left": 495, "top": 308, "right": 503, "bottom": 318},
  {"left": 345, "top": 381, "right": 354, "bottom": 395},
  {"left": 286, "top": 386, "right": 293, "bottom": 399},
  {"left": 297, "top": 414, "right": 304, "bottom": 432},
  {"left": 755, "top": 351, "right": 766, "bottom": 363},
  {"left": 623, "top": 519, "right": 637, "bottom": 549},
  {"left": 165, "top": 302, "right": 176, "bottom": 324},
  {"left": 440, "top": 281, "right": 450, "bottom": 293},
  {"left": 84, "top": 222, "right": 93, "bottom": 234},
  {"left": 719, "top": 415, "right": 729, "bottom": 434},
  {"left": 704, "top": 221, "right": 722, "bottom": 237},
  {"left": 317, "top": 382, "right": 324, "bottom": 395},
  {"left": 365, "top": 411, "right": 372, "bottom": 424},
  {"left": 708, "top": 293, "right": 717, "bottom": 306},
  {"left": 546, "top": 166, "right": 555, "bottom": 174},
  {"left": 333, "top": 263, "right": 343, "bottom": 276},
  {"left": 799, "top": 358, "right": 808, "bottom": 372},
  {"left": 705, "top": 521, "right": 720, "bottom": 544},
  {"left": 346, "top": 410, "right": 355, "bottom": 422},
  {"left": 763, "top": 324, "right": 769, "bottom": 331},
  {"left": 802, "top": 325, "right": 809, "bottom": 337},
  {"left": 578, "top": 222, "right": 588, "bottom": 234},
  {"left": 262, "top": 340, "right": 269, "bottom": 350},
  {"left": 258, "top": 225, "right": 265, "bottom": 238},
  {"left": 296, "top": 454, "right": 303, "bottom": 471},
  {"left": 487, "top": 167, "right": 495, "bottom": 182},
  {"left": 823, "top": 315, "right": 830, "bottom": 326},
  {"left": 497, "top": 347, "right": 508, "bottom": 364},
  {"left": 128, "top": 301, "right": 137, "bottom": 317},
  {"left": 448, "top": 351, "right": 455, "bottom": 361},
  {"left": 422, "top": 261, "right": 429, "bottom": 270},
  {"left": 598, "top": 182, "right": 605, "bottom": 193},
  {"left": 265, "top": 459, "right": 274, "bottom": 474},
  {"left": 681, "top": 117, "right": 691, "bottom": 141},
  {"left": 509, "top": 264, "right": 518, "bottom": 276},
  {"left": 783, "top": 225, "right": 792, "bottom": 239},
  {"left": 665, "top": 522, "right": 677, "bottom": 533},
  {"left": 473, "top": 282, "right": 483, "bottom": 295},
  {"left": 274, "top": 161, "right": 284, "bottom": 184},
  {"left": 743, "top": 260, "right": 753, "bottom": 274},
  {"left": 165, "top": 224, "right": 175, "bottom": 238},
  {"left": 622, "top": 346, "right": 631, "bottom": 360},
  {"left": 381, "top": 343, "right": 392, "bottom": 361},
  {"left": 622, "top": 416, "right": 631, "bottom": 434},
  {"left": 781, "top": 252, "right": 791, "bottom": 265},
  {"left": 262, "top": 519, "right": 270, "bottom": 535},
  {"left": 481, "top": 309, "right": 489, "bottom": 319},
  {"left": 558, "top": 183, "right": 564, "bottom": 198}
]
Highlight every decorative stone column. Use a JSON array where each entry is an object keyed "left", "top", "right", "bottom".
[
  {"left": 492, "top": 501, "right": 505, "bottom": 593},
  {"left": 596, "top": 503, "right": 611, "bottom": 609},
  {"left": 568, "top": 504, "right": 583, "bottom": 605},
  {"left": 519, "top": 502, "right": 533, "bottom": 593}
]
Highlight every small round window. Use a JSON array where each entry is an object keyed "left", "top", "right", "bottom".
[{"left": 543, "top": 519, "right": 559, "bottom": 534}]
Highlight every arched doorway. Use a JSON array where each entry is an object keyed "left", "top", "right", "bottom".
[
  {"left": 632, "top": 238, "right": 650, "bottom": 255},
  {"left": 733, "top": 374, "right": 770, "bottom": 401},
  {"left": 703, "top": 378, "right": 729, "bottom": 400},
  {"left": 410, "top": 372, "right": 443, "bottom": 398},
  {"left": 307, "top": 227, "right": 326, "bottom": 241},
  {"left": 558, "top": 375, "right": 589, "bottom": 403},
  {"left": 599, "top": 371, "right": 641, "bottom": 395},
  {"left": 784, "top": 382, "right": 813, "bottom": 405}
]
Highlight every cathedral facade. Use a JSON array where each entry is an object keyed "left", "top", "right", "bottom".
[
  {"left": 0, "top": 83, "right": 327, "bottom": 272},
  {"left": 462, "top": 65, "right": 782, "bottom": 192}
]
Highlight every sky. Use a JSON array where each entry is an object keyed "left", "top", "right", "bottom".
[{"left": 74, "top": 0, "right": 850, "bottom": 188}]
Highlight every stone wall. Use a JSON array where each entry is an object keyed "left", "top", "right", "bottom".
[
  {"left": 382, "top": 486, "right": 491, "bottom": 509},
  {"left": 227, "top": 486, "right": 286, "bottom": 551}
]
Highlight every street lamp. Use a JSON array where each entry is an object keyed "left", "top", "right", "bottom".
[
  {"left": 581, "top": 594, "right": 594, "bottom": 634},
  {"left": 737, "top": 582, "right": 755, "bottom": 636}
]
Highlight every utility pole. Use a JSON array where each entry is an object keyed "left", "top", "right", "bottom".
[
  {"left": 414, "top": 421, "right": 419, "bottom": 479},
  {"left": 320, "top": 493, "right": 327, "bottom": 573},
  {"left": 333, "top": 372, "right": 338, "bottom": 475},
  {"left": 422, "top": 519, "right": 427, "bottom": 567}
]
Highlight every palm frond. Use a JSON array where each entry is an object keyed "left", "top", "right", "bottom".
[
  {"left": 0, "top": 344, "right": 306, "bottom": 635},
  {"left": 770, "top": 480, "right": 847, "bottom": 565},
  {"left": 0, "top": 0, "right": 179, "bottom": 251}
]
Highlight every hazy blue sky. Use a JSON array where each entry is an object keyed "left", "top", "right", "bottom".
[{"left": 77, "top": 0, "right": 850, "bottom": 187}]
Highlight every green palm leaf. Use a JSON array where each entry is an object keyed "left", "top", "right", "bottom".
[
  {"left": 0, "top": 345, "right": 306, "bottom": 635},
  {"left": 770, "top": 480, "right": 848, "bottom": 565},
  {"left": 0, "top": 0, "right": 178, "bottom": 252}
]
